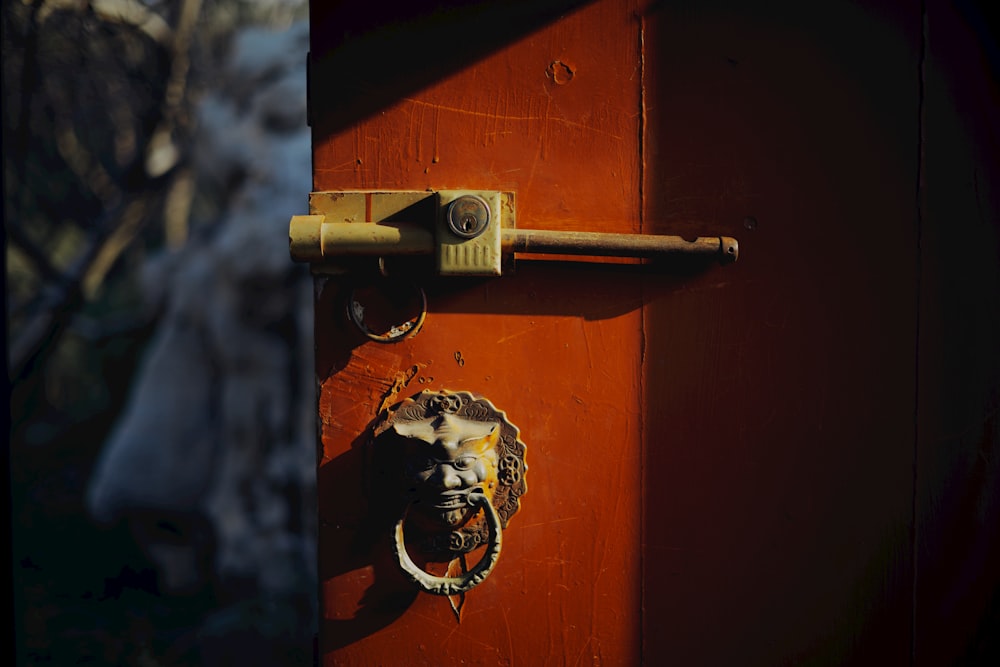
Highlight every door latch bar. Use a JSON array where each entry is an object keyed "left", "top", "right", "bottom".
[{"left": 289, "top": 190, "right": 738, "bottom": 276}]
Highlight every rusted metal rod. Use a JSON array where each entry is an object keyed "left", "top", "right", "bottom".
[{"left": 502, "top": 229, "right": 738, "bottom": 263}]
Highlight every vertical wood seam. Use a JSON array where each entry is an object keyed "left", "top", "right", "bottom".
[
  {"left": 637, "top": 7, "right": 648, "bottom": 664},
  {"left": 911, "top": 1, "right": 928, "bottom": 664}
]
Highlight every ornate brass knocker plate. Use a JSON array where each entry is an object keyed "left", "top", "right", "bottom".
[{"left": 374, "top": 390, "right": 527, "bottom": 598}]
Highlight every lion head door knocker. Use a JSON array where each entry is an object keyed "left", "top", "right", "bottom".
[{"left": 373, "top": 390, "right": 526, "bottom": 610}]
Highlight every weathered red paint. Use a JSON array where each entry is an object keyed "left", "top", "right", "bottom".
[
  {"left": 312, "top": 2, "right": 643, "bottom": 663},
  {"left": 308, "top": 0, "right": 1000, "bottom": 664}
]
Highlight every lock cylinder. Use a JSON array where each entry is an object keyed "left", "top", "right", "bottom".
[
  {"left": 446, "top": 194, "right": 491, "bottom": 239},
  {"left": 437, "top": 191, "right": 503, "bottom": 276}
]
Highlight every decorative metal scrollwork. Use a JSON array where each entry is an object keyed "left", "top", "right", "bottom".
[{"left": 373, "top": 390, "right": 527, "bottom": 596}]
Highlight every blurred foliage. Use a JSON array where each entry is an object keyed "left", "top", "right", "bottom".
[
  {"left": 4, "top": 0, "right": 306, "bottom": 446},
  {"left": 4, "top": 1, "right": 307, "bottom": 665},
  {"left": 5, "top": 0, "right": 175, "bottom": 448}
]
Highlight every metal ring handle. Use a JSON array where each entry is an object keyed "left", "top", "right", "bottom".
[
  {"left": 393, "top": 493, "right": 503, "bottom": 596},
  {"left": 347, "top": 284, "right": 426, "bottom": 343}
]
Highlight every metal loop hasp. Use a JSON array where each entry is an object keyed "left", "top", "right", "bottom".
[{"left": 393, "top": 493, "right": 502, "bottom": 596}]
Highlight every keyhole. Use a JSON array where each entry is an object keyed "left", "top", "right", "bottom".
[{"left": 447, "top": 195, "right": 490, "bottom": 239}]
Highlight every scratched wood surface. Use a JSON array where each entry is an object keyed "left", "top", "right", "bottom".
[
  {"left": 311, "top": 1, "right": 644, "bottom": 664},
  {"left": 308, "top": 0, "right": 1000, "bottom": 664}
]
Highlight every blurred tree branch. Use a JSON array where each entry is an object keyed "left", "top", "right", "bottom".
[
  {"left": 9, "top": 173, "right": 174, "bottom": 383},
  {"left": 3, "top": 0, "right": 205, "bottom": 445}
]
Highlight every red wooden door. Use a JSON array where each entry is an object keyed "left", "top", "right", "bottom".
[
  {"left": 304, "top": 1, "right": 1000, "bottom": 664},
  {"left": 310, "top": 3, "right": 646, "bottom": 662}
]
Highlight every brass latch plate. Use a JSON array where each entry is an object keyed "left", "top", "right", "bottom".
[{"left": 292, "top": 190, "right": 513, "bottom": 276}]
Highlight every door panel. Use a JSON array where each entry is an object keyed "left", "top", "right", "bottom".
[
  {"left": 311, "top": 1, "right": 644, "bottom": 664},
  {"left": 302, "top": 1, "right": 997, "bottom": 665},
  {"left": 641, "top": 2, "right": 919, "bottom": 663}
]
